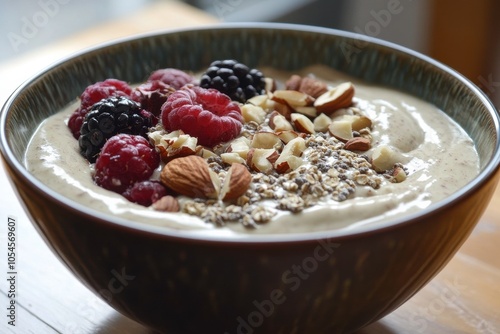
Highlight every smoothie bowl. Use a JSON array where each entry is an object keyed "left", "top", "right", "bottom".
[{"left": 1, "top": 24, "right": 499, "bottom": 333}]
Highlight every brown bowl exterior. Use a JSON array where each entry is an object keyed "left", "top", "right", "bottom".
[
  {"left": 1, "top": 24, "right": 500, "bottom": 333},
  {"left": 5, "top": 159, "right": 500, "bottom": 333}
]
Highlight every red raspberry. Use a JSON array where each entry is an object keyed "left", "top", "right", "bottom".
[
  {"left": 94, "top": 134, "right": 160, "bottom": 194},
  {"left": 122, "top": 180, "right": 169, "bottom": 206},
  {"left": 67, "top": 106, "right": 87, "bottom": 139},
  {"left": 68, "top": 79, "right": 133, "bottom": 138},
  {"left": 161, "top": 86, "right": 243, "bottom": 147},
  {"left": 148, "top": 68, "right": 195, "bottom": 90},
  {"left": 80, "top": 79, "right": 133, "bottom": 111}
]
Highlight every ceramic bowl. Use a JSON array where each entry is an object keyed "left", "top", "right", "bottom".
[{"left": 1, "top": 24, "right": 499, "bottom": 334}]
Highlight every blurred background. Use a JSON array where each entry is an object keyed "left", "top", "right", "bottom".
[{"left": 1, "top": 0, "right": 499, "bottom": 106}]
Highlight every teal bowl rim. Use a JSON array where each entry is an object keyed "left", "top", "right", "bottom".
[{"left": 1, "top": 22, "right": 499, "bottom": 244}]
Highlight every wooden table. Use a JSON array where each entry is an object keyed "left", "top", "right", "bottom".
[{"left": 1, "top": 1, "right": 499, "bottom": 333}]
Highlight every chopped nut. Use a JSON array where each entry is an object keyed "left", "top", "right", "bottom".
[
  {"left": 271, "top": 90, "right": 315, "bottom": 108},
  {"left": 220, "top": 163, "right": 252, "bottom": 201},
  {"left": 371, "top": 145, "right": 399, "bottom": 172},
  {"left": 242, "top": 104, "right": 267, "bottom": 124},
  {"left": 269, "top": 111, "right": 294, "bottom": 131},
  {"left": 313, "top": 113, "right": 333, "bottom": 132},
  {"left": 291, "top": 113, "right": 316, "bottom": 134},
  {"left": 149, "top": 130, "right": 198, "bottom": 162},
  {"left": 328, "top": 120, "right": 353, "bottom": 142},
  {"left": 250, "top": 131, "right": 283, "bottom": 150},
  {"left": 393, "top": 166, "right": 407, "bottom": 183},
  {"left": 344, "top": 137, "right": 371, "bottom": 151},
  {"left": 314, "top": 82, "right": 355, "bottom": 114},
  {"left": 247, "top": 148, "right": 279, "bottom": 174},
  {"left": 298, "top": 76, "right": 328, "bottom": 98},
  {"left": 152, "top": 196, "right": 180, "bottom": 212}
]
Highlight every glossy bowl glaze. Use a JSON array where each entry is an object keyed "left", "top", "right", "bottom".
[{"left": 1, "top": 24, "right": 499, "bottom": 333}]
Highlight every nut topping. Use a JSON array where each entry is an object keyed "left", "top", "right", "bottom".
[
  {"left": 152, "top": 195, "right": 180, "bottom": 212},
  {"left": 344, "top": 137, "right": 371, "bottom": 151},
  {"left": 286, "top": 75, "right": 328, "bottom": 98},
  {"left": 220, "top": 163, "right": 252, "bottom": 201},
  {"left": 250, "top": 131, "right": 283, "bottom": 150},
  {"left": 149, "top": 130, "right": 197, "bottom": 162},
  {"left": 269, "top": 111, "right": 293, "bottom": 131},
  {"left": 371, "top": 145, "right": 399, "bottom": 172},
  {"left": 271, "top": 90, "right": 315, "bottom": 108},
  {"left": 160, "top": 155, "right": 219, "bottom": 199},
  {"left": 328, "top": 120, "right": 354, "bottom": 142},
  {"left": 314, "top": 82, "right": 355, "bottom": 114},
  {"left": 291, "top": 113, "right": 316, "bottom": 134},
  {"left": 246, "top": 148, "right": 279, "bottom": 174},
  {"left": 313, "top": 113, "right": 332, "bottom": 132},
  {"left": 142, "top": 68, "right": 402, "bottom": 228}
]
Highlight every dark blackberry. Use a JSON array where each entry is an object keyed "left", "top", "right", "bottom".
[
  {"left": 79, "top": 96, "right": 154, "bottom": 162},
  {"left": 199, "top": 59, "right": 266, "bottom": 103}
]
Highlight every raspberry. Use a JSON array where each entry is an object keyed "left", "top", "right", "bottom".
[
  {"left": 131, "top": 80, "right": 176, "bottom": 118},
  {"left": 122, "top": 180, "right": 169, "bottom": 206},
  {"left": 68, "top": 79, "right": 133, "bottom": 138},
  {"left": 68, "top": 107, "right": 88, "bottom": 139},
  {"left": 148, "top": 68, "right": 195, "bottom": 90},
  {"left": 79, "top": 96, "right": 154, "bottom": 162},
  {"left": 200, "top": 59, "right": 266, "bottom": 103},
  {"left": 94, "top": 134, "right": 160, "bottom": 194},
  {"left": 161, "top": 86, "right": 243, "bottom": 147},
  {"left": 80, "top": 79, "right": 133, "bottom": 111}
]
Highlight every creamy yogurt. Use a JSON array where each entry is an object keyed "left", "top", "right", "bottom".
[{"left": 24, "top": 66, "right": 480, "bottom": 235}]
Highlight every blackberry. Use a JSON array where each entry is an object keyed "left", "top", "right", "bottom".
[
  {"left": 199, "top": 59, "right": 266, "bottom": 103},
  {"left": 79, "top": 96, "right": 154, "bottom": 162}
]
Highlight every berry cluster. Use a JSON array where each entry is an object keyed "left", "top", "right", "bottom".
[
  {"left": 67, "top": 61, "right": 266, "bottom": 207},
  {"left": 79, "top": 96, "right": 154, "bottom": 162},
  {"left": 68, "top": 79, "right": 133, "bottom": 138}
]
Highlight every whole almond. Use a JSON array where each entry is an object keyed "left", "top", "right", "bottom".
[
  {"left": 344, "top": 137, "right": 371, "bottom": 151},
  {"left": 160, "top": 155, "right": 219, "bottom": 199}
]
